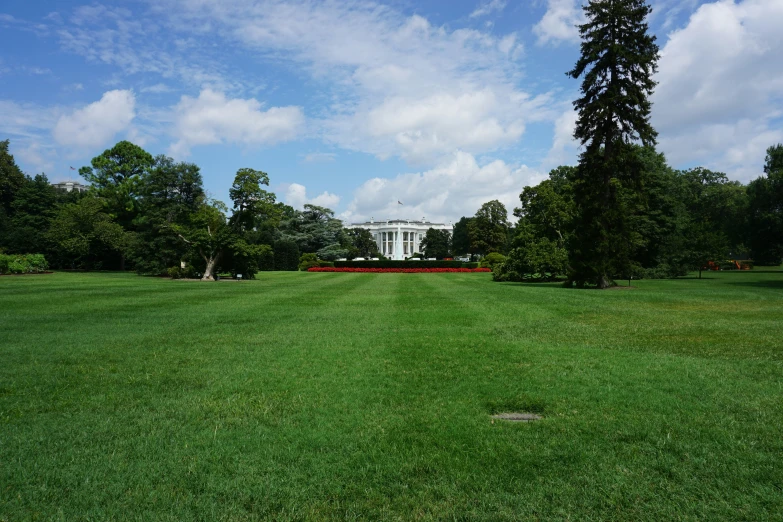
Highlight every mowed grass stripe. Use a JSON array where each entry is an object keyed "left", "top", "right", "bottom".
[{"left": 0, "top": 271, "right": 781, "bottom": 520}]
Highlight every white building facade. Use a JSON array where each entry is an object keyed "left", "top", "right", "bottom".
[
  {"left": 51, "top": 180, "right": 89, "bottom": 193},
  {"left": 350, "top": 218, "right": 453, "bottom": 260}
]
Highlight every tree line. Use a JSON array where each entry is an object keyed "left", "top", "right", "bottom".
[{"left": 0, "top": 140, "right": 382, "bottom": 279}]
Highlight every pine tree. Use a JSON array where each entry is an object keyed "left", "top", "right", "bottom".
[{"left": 566, "top": 0, "right": 659, "bottom": 288}]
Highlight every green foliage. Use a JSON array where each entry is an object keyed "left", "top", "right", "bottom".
[
  {"left": 468, "top": 200, "right": 509, "bottom": 255},
  {"left": 273, "top": 239, "right": 300, "bottom": 271},
  {"left": 566, "top": 0, "right": 660, "bottom": 288},
  {"left": 316, "top": 244, "right": 349, "bottom": 261},
  {"left": 131, "top": 156, "right": 205, "bottom": 275},
  {"left": 46, "top": 196, "right": 127, "bottom": 269},
  {"left": 228, "top": 240, "right": 273, "bottom": 279},
  {"left": 344, "top": 227, "right": 380, "bottom": 258},
  {"left": 746, "top": 144, "right": 783, "bottom": 264},
  {"left": 420, "top": 228, "right": 451, "bottom": 259},
  {"left": 281, "top": 204, "right": 344, "bottom": 254},
  {"left": 79, "top": 141, "right": 154, "bottom": 229},
  {"left": 567, "top": 0, "right": 659, "bottom": 150},
  {"left": 451, "top": 217, "right": 473, "bottom": 256},
  {"left": 479, "top": 252, "right": 506, "bottom": 269},
  {"left": 298, "top": 253, "right": 320, "bottom": 271},
  {"left": 228, "top": 168, "right": 275, "bottom": 233},
  {"left": 0, "top": 253, "right": 48, "bottom": 274},
  {"left": 0, "top": 140, "right": 26, "bottom": 218}
]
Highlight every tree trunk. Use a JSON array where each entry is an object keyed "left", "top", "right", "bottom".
[
  {"left": 597, "top": 273, "right": 612, "bottom": 289},
  {"left": 202, "top": 257, "right": 218, "bottom": 281}
]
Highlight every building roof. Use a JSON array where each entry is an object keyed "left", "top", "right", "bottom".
[{"left": 351, "top": 219, "right": 450, "bottom": 227}]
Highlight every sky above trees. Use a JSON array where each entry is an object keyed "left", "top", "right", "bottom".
[{"left": 1, "top": 0, "right": 781, "bottom": 224}]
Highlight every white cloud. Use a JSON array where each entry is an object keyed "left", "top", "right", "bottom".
[
  {"left": 147, "top": 0, "right": 551, "bottom": 165},
  {"left": 533, "top": 0, "right": 584, "bottom": 45},
  {"left": 653, "top": 0, "right": 783, "bottom": 181},
  {"left": 470, "top": 0, "right": 507, "bottom": 18},
  {"left": 168, "top": 89, "right": 304, "bottom": 157},
  {"left": 0, "top": 100, "right": 59, "bottom": 139},
  {"left": 340, "top": 151, "right": 545, "bottom": 224},
  {"left": 542, "top": 108, "right": 579, "bottom": 169},
  {"left": 141, "top": 83, "right": 173, "bottom": 93},
  {"left": 52, "top": 90, "right": 136, "bottom": 148},
  {"left": 284, "top": 183, "right": 340, "bottom": 210}
]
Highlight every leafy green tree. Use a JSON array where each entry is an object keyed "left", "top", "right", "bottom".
[
  {"left": 468, "top": 200, "right": 509, "bottom": 255},
  {"left": 677, "top": 167, "right": 747, "bottom": 277},
  {"left": 420, "top": 228, "right": 451, "bottom": 259},
  {"left": 228, "top": 168, "right": 276, "bottom": 233},
  {"left": 131, "top": 156, "right": 205, "bottom": 274},
  {"left": 566, "top": 0, "right": 660, "bottom": 288},
  {"left": 79, "top": 141, "right": 154, "bottom": 226},
  {"left": 46, "top": 196, "right": 127, "bottom": 269},
  {"left": 169, "top": 199, "right": 234, "bottom": 280},
  {"left": 0, "top": 140, "right": 26, "bottom": 219},
  {"left": 501, "top": 167, "right": 575, "bottom": 281},
  {"left": 344, "top": 227, "right": 380, "bottom": 258},
  {"left": 746, "top": 144, "right": 783, "bottom": 265},
  {"left": 79, "top": 141, "right": 154, "bottom": 269},
  {"left": 281, "top": 204, "right": 344, "bottom": 254},
  {"left": 2, "top": 174, "right": 57, "bottom": 255},
  {"left": 451, "top": 217, "right": 474, "bottom": 257},
  {"left": 273, "top": 239, "right": 300, "bottom": 271}
]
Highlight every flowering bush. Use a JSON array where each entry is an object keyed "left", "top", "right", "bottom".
[{"left": 308, "top": 267, "right": 491, "bottom": 273}]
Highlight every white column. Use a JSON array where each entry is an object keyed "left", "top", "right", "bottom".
[{"left": 397, "top": 224, "right": 402, "bottom": 260}]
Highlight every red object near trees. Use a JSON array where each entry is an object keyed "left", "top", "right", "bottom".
[{"left": 307, "top": 267, "right": 491, "bottom": 273}]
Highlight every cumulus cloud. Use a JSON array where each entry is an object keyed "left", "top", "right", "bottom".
[
  {"left": 53, "top": 89, "right": 136, "bottom": 148},
  {"left": 168, "top": 89, "right": 304, "bottom": 157},
  {"left": 340, "top": 151, "right": 545, "bottom": 224},
  {"left": 533, "top": 0, "right": 584, "bottom": 45},
  {"left": 147, "top": 0, "right": 545, "bottom": 165},
  {"left": 284, "top": 183, "right": 340, "bottom": 210},
  {"left": 542, "top": 108, "right": 579, "bottom": 169},
  {"left": 653, "top": 0, "right": 783, "bottom": 180}
]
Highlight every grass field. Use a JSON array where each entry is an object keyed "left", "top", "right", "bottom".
[{"left": 1, "top": 270, "right": 782, "bottom": 520}]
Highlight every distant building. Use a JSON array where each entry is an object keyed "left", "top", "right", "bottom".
[
  {"left": 351, "top": 218, "right": 453, "bottom": 260},
  {"left": 51, "top": 180, "right": 89, "bottom": 193}
]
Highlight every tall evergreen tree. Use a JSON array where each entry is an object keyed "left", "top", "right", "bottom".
[{"left": 566, "top": 0, "right": 659, "bottom": 288}]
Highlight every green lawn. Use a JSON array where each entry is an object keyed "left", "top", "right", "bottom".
[{"left": 1, "top": 270, "right": 782, "bottom": 521}]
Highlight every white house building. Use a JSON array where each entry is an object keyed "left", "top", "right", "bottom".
[
  {"left": 351, "top": 218, "right": 453, "bottom": 260},
  {"left": 51, "top": 180, "right": 89, "bottom": 193}
]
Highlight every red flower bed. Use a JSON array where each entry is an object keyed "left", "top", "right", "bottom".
[{"left": 308, "top": 267, "right": 491, "bottom": 273}]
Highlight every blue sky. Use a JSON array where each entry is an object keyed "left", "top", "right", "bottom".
[{"left": 2, "top": 0, "right": 782, "bottom": 223}]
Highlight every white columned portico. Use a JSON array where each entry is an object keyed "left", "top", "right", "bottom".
[{"left": 350, "top": 218, "right": 454, "bottom": 260}]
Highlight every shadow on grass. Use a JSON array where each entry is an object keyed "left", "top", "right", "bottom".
[{"left": 726, "top": 279, "right": 783, "bottom": 289}]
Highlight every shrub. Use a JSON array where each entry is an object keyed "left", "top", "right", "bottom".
[
  {"left": 168, "top": 266, "right": 182, "bottom": 279},
  {"left": 273, "top": 240, "right": 300, "bottom": 271},
  {"left": 479, "top": 252, "right": 507, "bottom": 269},
  {"left": 0, "top": 254, "right": 49, "bottom": 274},
  {"left": 298, "top": 253, "right": 320, "bottom": 271}
]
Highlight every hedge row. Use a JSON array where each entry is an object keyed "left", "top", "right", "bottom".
[
  {"left": 0, "top": 254, "right": 49, "bottom": 274},
  {"left": 309, "top": 267, "right": 492, "bottom": 273},
  {"left": 334, "top": 260, "right": 474, "bottom": 269}
]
